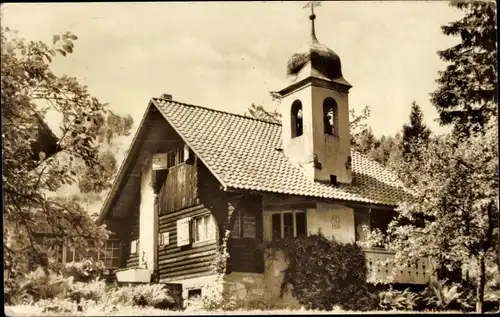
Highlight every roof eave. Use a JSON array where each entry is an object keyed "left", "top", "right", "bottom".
[
  {"left": 97, "top": 102, "right": 154, "bottom": 224},
  {"left": 224, "top": 186, "right": 398, "bottom": 210},
  {"left": 278, "top": 76, "right": 352, "bottom": 97}
]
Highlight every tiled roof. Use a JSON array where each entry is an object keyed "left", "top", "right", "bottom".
[{"left": 151, "top": 98, "right": 409, "bottom": 207}]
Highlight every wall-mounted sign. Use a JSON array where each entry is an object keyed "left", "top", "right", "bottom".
[
  {"left": 331, "top": 215, "right": 340, "bottom": 229},
  {"left": 152, "top": 153, "right": 169, "bottom": 170}
]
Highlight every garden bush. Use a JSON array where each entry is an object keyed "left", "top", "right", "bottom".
[
  {"left": 50, "top": 258, "right": 107, "bottom": 283},
  {"left": 187, "top": 294, "right": 298, "bottom": 312},
  {"left": 8, "top": 262, "right": 178, "bottom": 314},
  {"left": 17, "top": 267, "right": 74, "bottom": 303},
  {"left": 35, "top": 298, "right": 79, "bottom": 314},
  {"left": 267, "top": 233, "right": 372, "bottom": 311},
  {"left": 103, "top": 283, "right": 176, "bottom": 309},
  {"left": 68, "top": 278, "right": 107, "bottom": 303},
  {"left": 377, "top": 287, "right": 421, "bottom": 311},
  {"left": 419, "top": 280, "right": 474, "bottom": 311}
]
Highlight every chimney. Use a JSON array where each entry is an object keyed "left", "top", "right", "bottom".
[{"left": 161, "top": 94, "right": 172, "bottom": 100}]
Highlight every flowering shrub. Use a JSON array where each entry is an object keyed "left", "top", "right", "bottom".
[
  {"left": 267, "top": 233, "right": 371, "bottom": 311},
  {"left": 68, "top": 278, "right": 107, "bottom": 303},
  {"left": 62, "top": 259, "right": 107, "bottom": 282}
]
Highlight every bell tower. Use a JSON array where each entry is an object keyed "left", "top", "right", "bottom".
[{"left": 278, "top": 2, "right": 353, "bottom": 184}]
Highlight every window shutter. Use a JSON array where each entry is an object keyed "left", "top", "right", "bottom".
[
  {"left": 177, "top": 218, "right": 191, "bottom": 247},
  {"left": 131, "top": 240, "right": 138, "bottom": 254}
]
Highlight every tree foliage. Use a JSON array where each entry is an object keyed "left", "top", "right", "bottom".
[
  {"left": 431, "top": 0, "right": 497, "bottom": 136},
  {"left": 401, "top": 101, "right": 431, "bottom": 161},
  {"left": 370, "top": 120, "right": 498, "bottom": 312},
  {"left": 1, "top": 26, "right": 132, "bottom": 288},
  {"left": 245, "top": 103, "right": 282, "bottom": 124},
  {"left": 349, "top": 105, "right": 372, "bottom": 148},
  {"left": 353, "top": 127, "right": 402, "bottom": 168}
]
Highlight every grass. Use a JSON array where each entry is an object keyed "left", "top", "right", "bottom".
[
  {"left": 5, "top": 305, "right": 172, "bottom": 316},
  {"left": 5, "top": 305, "right": 464, "bottom": 316}
]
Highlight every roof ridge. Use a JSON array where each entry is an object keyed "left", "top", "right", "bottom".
[{"left": 152, "top": 97, "right": 283, "bottom": 126}]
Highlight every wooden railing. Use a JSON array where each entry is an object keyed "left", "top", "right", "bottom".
[{"left": 363, "top": 248, "right": 436, "bottom": 285}]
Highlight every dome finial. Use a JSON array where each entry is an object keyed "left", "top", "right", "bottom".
[{"left": 303, "top": 1, "right": 322, "bottom": 42}]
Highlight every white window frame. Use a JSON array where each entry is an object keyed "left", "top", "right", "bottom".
[
  {"left": 192, "top": 214, "right": 216, "bottom": 244},
  {"left": 60, "top": 239, "right": 121, "bottom": 269},
  {"left": 158, "top": 232, "right": 169, "bottom": 247},
  {"left": 270, "top": 210, "right": 307, "bottom": 240}
]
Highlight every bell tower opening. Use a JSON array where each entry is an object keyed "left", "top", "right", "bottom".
[
  {"left": 323, "top": 97, "right": 338, "bottom": 136},
  {"left": 291, "top": 100, "right": 303, "bottom": 138}
]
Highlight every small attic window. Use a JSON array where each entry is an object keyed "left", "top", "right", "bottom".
[
  {"left": 167, "top": 146, "right": 186, "bottom": 168},
  {"left": 323, "top": 98, "right": 338, "bottom": 136},
  {"left": 330, "top": 175, "right": 337, "bottom": 185},
  {"left": 291, "top": 100, "right": 303, "bottom": 138}
]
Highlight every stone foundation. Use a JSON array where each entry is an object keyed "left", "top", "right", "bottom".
[
  {"left": 221, "top": 249, "right": 302, "bottom": 309},
  {"left": 161, "top": 274, "right": 223, "bottom": 307},
  {"left": 161, "top": 250, "right": 302, "bottom": 309}
]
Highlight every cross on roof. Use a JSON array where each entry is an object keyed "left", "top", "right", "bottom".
[
  {"left": 303, "top": 1, "right": 322, "bottom": 41},
  {"left": 303, "top": 1, "right": 322, "bottom": 15}
]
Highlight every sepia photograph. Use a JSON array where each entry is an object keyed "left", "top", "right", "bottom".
[{"left": 2, "top": 0, "right": 498, "bottom": 315}]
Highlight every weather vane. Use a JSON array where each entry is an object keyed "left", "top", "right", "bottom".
[{"left": 303, "top": 1, "right": 322, "bottom": 40}]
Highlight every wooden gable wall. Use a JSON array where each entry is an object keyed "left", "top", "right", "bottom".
[
  {"left": 104, "top": 107, "right": 192, "bottom": 270},
  {"left": 157, "top": 161, "right": 228, "bottom": 281}
]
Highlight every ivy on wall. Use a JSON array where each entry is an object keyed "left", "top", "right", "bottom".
[{"left": 267, "top": 233, "right": 374, "bottom": 310}]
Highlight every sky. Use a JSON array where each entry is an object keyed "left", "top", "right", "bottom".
[{"left": 2, "top": 1, "right": 463, "bottom": 140}]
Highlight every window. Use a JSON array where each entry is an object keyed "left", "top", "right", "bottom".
[
  {"left": 188, "top": 289, "right": 202, "bottom": 300},
  {"left": 158, "top": 232, "right": 169, "bottom": 246},
  {"left": 166, "top": 146, "right": 186, "bottom": 169},
  {"left": 231, "top": 208, "right": 257, "bottom": 239},
  {"left": 370, "top": 209, "right": 396, "bottom": 235},
  {"left": 62, "top": 239, "right": 121, "bottom": 268},
  {"left": 100, "top": 240, "right": 121, "bottom": 268},
  {"left": 40, "top": 238, "right": 64, "bottom": 263},
  {"left": 290, "top": 100, "right": 303, "bottom": 138},
  {"left": 192, "top": 214, "right": 216, "bottom": 243},
  {"left": 354, "top": 209, "right": 370, "bottom": 242},
  {"left": 323, "top": 98, "right": 338, "bottom": 136},
  {"left": 271, "top": 211, "right": 307, "bottom": 240}
]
